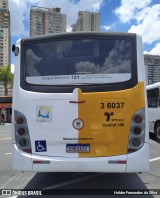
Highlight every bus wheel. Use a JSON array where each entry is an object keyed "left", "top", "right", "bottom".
[{"left": 154, "top": 123, "right": 160, "bottom": 143}]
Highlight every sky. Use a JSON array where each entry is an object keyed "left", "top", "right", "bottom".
[{"left": 9, "top": 0, "right": 160, "bottom": 67}]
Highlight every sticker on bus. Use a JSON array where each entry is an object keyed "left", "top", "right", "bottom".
[
  {"left": 36, "top": 106, "right": 52, "bottom": 123},
  {"left": 72, "top": 118, "right": 84, "bottom": 130},
  {"left": 35, "top": 140, "right": 47, "bottom": 152}
]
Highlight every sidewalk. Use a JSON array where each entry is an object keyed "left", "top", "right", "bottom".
[
  {"left": 0, "top": 123, "right": 12, "bottom": 133},
  {"left": 0, "top": 123, "right": 12, "bottom": 126}
]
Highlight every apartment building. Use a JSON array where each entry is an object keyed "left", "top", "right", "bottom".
[
  {"left": 144, "top": 54, "right": 160, "bottom": 85},
  {"left": 0, "top": 0, "right": 10, "bottom": 67},
  {"left": 30, "top": 7, "right": 66, "bottom": 37},
  {"left": 71, "top": 11, "right": 100, "bottom": 32}
]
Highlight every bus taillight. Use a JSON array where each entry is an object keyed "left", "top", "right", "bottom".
[
  {"left": 16, "top": 116, "right": 25, "bottom": 125},
  {"left": 130, "top": 138, "right": 142, "bottom": 147},
  {"left": 17, "top": 128, "right": 26, "bottom": 136},
  {"left": 133, "top": 114, "right": 144, "bottom": 124},
  {"left": 132, "top": 126, "right": 142, "bottom": 135},
  {"left": 127, "top": 109, "right": 145, "bottom": 153},
  {"left": 18, "top": 138, "right": 29, "bottom": 147},
  {"left": 14, "top": 110, "right": 32, "bottom": 154}
]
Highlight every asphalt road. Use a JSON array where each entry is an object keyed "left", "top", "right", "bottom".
[{"left": 0, "top": 124, "right": 160, "bottom": 198}]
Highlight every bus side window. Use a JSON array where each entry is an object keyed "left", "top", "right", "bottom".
[
  {"left": 148, "top": 98, "right": 159, "bottom": 108},
  {"left": 147, "top": 88, "right": 159, "bottom": 108}
]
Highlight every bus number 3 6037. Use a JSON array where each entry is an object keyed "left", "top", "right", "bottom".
[{"left": 100, "top": 102, "right": 124, "bottom": 109}]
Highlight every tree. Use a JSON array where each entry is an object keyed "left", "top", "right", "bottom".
[{"left": 0, "top": 64, "right": 14, "bottom": 96}]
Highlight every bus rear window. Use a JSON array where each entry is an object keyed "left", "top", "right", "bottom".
[{"left": 25, "top": 38, "right": 132, "bottom": 85}]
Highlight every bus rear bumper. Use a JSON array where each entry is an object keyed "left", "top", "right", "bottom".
[
  {"left": 12, "top": 143, "right": 149, "bottom": 173},
  {"left": 126, "top": 142, "right": 150, "bottom": 172}
]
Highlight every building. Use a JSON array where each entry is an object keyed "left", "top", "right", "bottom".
[
  {"left": 71, "top": 11, "right": 100, "bottom": 32},
  {"left": 30, "top": 7, "right": 66, "bottom": 37},
  {"left": 0, "top": 0, "right": 10, "bottom": 67},
  {"left": 144, "top": 54, "right": 160, "bottom": 85}
]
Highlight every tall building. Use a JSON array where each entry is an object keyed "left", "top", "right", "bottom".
[
  {"left": 0, "top": 0, "right": 10, "bottom": 67},
  {"left": 71, "top": 11, "right": 100, "bottom": 32},
  {"left": 144, "top": 54, "right": 160, "bottom": 85},
  {"left": 30, "top": 7, "right": 66, "bottom": 37}
]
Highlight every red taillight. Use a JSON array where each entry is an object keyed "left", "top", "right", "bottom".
[
  {"left": 127, "top": 148, "right": 137, "bottom": 153},
  {"left": 33, "top": 160, "right": 50, "bottom": 164},
  {"left": 133, "top": 114, "right": 143, "bottom": 124},
  {"left": 132, "top": 126, "right": 142, "bottom": 135},
  {"left": 14, "top": 110, "right": 32, "bottom": 154},
  {"left": 117, "top": 160, "right": 127, "bottom": 164},
  {"left": 16, "top": 117, "right": 25, "bottom": 125},
  {"left": 108, "top": 160, "right": 127, "bottom": 164},
  {"left": 17, "top": 128, "right": 26, "bottom": 136},
  {"left": 33, "top": 160, "right": 42, "bottom": 164},
  {"left": 128, "top": 109, "right": 145, "bottom": 153},
  {"left": 23, "top": 148, "right": 32, "bottom": 153}
]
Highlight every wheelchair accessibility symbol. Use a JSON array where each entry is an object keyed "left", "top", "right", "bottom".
[{"left": 35, "top": 140, "right": 47, "bottom": 152}]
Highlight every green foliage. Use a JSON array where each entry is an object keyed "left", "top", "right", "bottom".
[{"left": 0, "top": 64, "right": 14, "bottom": 96}]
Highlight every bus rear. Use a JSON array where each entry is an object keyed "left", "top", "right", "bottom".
[{"left": 12, "top": 32, "right": 149, "bottom": 172}]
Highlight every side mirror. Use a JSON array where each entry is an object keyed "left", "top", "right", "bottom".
[{"left": 12, "top": 44, "right": 19, "bottom": 56}]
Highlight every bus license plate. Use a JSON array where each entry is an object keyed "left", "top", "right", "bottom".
[{"left": 66, "top": 144, "right": 90, "bottom": 153}]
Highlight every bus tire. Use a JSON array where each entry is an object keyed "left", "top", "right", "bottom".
[{"left": 154, "top": 123, "right": 160, "bottom": 143}]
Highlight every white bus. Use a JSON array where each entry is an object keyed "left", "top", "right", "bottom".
[
  {"left": 12, "top": 32, "right": 149, "bottom": 172},
  {"left": 146, "top": 82, "right": 160, "bottom": 143}
]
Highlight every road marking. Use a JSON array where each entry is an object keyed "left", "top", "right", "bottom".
[
  {"left": 0, "top": 172, "right": 21, "bottom": 189},
  {"left": 6, "top": 196, "right": 17, "bottom": 198},
  {"left": 0, "top": 137, "right": 11, "bottom": 141},
  {"left": 150, "top": 157, "right": 160, "bottom": 162},
  {"left": 43, "top": 173, "right": 103, "bottom": 190},
  {"left": 5, "top": 153, "right": 12, "bottom": 155}
]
